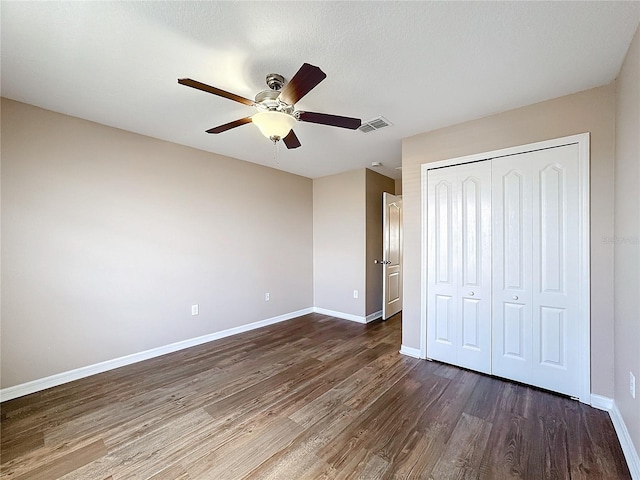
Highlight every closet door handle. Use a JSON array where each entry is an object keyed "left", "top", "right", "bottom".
[
  {"left": 512, "top": 295, "right": 519, "bottom": 300},
  {"left": 469, "top": 291, "right": 475, "bottom": 296}
]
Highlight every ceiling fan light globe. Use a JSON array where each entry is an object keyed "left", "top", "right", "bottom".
[{"left": 252, "top": 111, "right": 296, "bottom": 139}]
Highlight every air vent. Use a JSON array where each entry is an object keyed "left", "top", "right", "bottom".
[
  {"left": 358, "top": 123, "right": 377, "bottom": 133},
  {"left": 358, "top": 116, "right": 392, "bottom": 133}
]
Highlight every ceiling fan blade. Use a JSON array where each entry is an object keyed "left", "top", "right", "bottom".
[
  {"left": 279, "top": 63, "right": 327, "bottom": 105},
  {"left": 178, "top": 78, "right": 255, "bottom": 106},
  {"left": 206, "top": 117, "right": 253, "bottom": 134},
  {"left": 283, "top": 130, "right": 302, "bottom": 149},
  {"left": 296, "top": 111, "right": 361, "bottom": 130}
]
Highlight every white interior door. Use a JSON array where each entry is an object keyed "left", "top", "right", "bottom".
[
  {"left": 492, "top": 144, "right": 581, "bottom": 397},
  {"left": 383, "top": 193, "right": 402, "bottom": 320},
  {"left": 427, "top": 162, "right": 492, "bottom": 373}
]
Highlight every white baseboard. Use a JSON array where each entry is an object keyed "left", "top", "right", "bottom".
[
  {"left": 366, "top": 310, "right": 383, "bottom": 323},
  {"left": 399, "top": 344, "right": 422, "bottom": 359},
  {"left": 313, "top": 307, "right": 380, "bottom": 324},
  {"left": 590, "top": 393, "right": 614, "bottom": 411},
  {"left": 610, "top": 401, "right": 640, "bottom": 479},
  {"left": 0, "top": 307, "right": 314, "bottom": 402},
  {"left": 591, "top": 394, "right": 640, "bottom": 479}
]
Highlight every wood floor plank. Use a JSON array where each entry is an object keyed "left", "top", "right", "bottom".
[
  {"left": 290, "top": 350, "right": 416, "bottom": 429},
  {"left": 259, "top": 343, "right": 394, "bottom": 423},
  {"left": 244, "top": 405, "right": 358, "bottom": 480},
  {"left": 537, "top": 402, "right": 571, "bottom": 479},
  {"left": 147, "top": 463, "right": 191, "bottom": 480},
  {"left": 333, "top": 448, "right": 390, "bottom": 480},
  {"left": 463, "top": 373, "right": 506, "bottom": 422},
  {"left": 429, "top": 412, "right": 493, "bottom": 480},
  {"left": 181, "top": 417, "right": 303, "bottom": 479},
  {"left": 406, "top": 368, "right": 481, "bottom": 449},
  {"left": 0, "top": 313, "right": 631, "bottom": 480},
  {"left": 56, "top": 409, "right": 215, "bottom": 480},
  {"left": 343, "top": 353, "right": 419, "bottom": 413},
  {"left": 45, "top": 337, "right": 315, "bottom": 451},
  {"left": 9, "top": 439, "right": 106, "bottom": 480},
  {"left": 317, "top": 365, "right": 429, "bottom": 470},
  {"left": 381, "top": 424, "right": 449, "bottom": 480},
  {"left": 0, "top": 430, "right": 44, "bottom": 465}
]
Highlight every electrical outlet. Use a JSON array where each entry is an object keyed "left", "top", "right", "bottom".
[
  {"left": 265, "top": 293, "right": 270, "bottom": 301},
  {"left": 353, "top": 290, "right": 358, "bottom": 299},
  {"left": 631, "top": 372, "right": 636, "bottom": 399},
  {"left": 191, "top": 304, "right": 199, "bottom": 316}
]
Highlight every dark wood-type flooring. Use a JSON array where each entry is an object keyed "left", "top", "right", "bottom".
[{"left": 0, "top": 313, "right": 630, "bottom": 479}]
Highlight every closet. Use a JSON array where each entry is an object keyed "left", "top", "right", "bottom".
[{"left": 425, "top": 140, "right": 587, "bottom": 399}]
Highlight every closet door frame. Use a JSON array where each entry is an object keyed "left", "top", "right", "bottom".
[{"left": 420, "top": 133, "right": 591, "bottom": 404}]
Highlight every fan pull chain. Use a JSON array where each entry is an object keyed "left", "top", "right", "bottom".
[{"left": 272, "top": 138, "right": 281, "bottom": 165}]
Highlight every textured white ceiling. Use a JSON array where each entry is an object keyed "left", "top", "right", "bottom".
[{"left": 2, "top": 1, "right": 639, "bottom": 179}]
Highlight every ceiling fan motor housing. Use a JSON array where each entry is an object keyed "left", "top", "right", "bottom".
[{"left": 255, "top": 89, "right": 293, "bottom": 114}]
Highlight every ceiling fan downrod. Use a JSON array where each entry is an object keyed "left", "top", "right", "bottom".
[{"left": 265, "top": 73, "right": 285, "bottom": 91}]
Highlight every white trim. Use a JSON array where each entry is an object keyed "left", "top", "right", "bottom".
[
  {"left": 590, "top": 393, "right": 614, "bottom": 411},
  {"left": 576, "top": 134, "right": 592, "bottom": 404},
  {"left": 422, "top": 133, "right": 591, "bottom": 171},
  {"left": 312, "top": 307, "right": 376, "bottom": 324},
  {"left": 399, "top": 345, "right": 422, "bottom": 359},
  {"left": 0, "top": 307, "right": 314, "bottom": 402},
  {"left": 420, "top": 164, "right": 429, "bottom": 359},
  {"left": 420, "top": 133, "right": 591, "bottom": 402},
  {"left": 590, "top": 395, "right": 640, "bottom": 479},
  {"left": 610, "top": 402, "right": 640, "bottom": 479},
  {"left": 366, "top": 310, "right": 383, "bottom": 323}
]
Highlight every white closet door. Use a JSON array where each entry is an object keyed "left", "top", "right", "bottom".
[
  {"left": 492, "top": 144, "right": 581, "bottom": 397},
  {"left": 457, "top": 163, "right": 492, "bottom": 372},
  {"left": 491, "top": 157, "right": 534, "bottom": 384},
  {"left": 427, "top": 169, "right": 457, "bottom": 365},
  {"left": 427, "top": 162, "right": 492, "bottom": 374}
]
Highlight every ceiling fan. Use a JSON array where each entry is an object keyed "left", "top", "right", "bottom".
[{"left": 178, "top": 63, "right": 361, "bottom": 149}]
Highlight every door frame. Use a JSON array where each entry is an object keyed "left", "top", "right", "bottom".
[{"left": 420, "top": 133, "right": 591, "bottom": 403}]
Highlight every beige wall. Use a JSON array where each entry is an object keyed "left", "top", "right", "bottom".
[
  {"left": 402, "top": 85, "right": 617, "bottom": 397},
  {"left": 313, "top": 168, "right": 395, "bottom": 319},
  {"left": 1, "top": 98, "right": 313, "bottom": 388},
  {"left": 614, "top": 23, "right": 640, "bottom": 457},
  {"left": 365, "top": 169, "right": 396, "bottom": 316},
  {"left": 395, "top": 177, "right": 402, "bottom": 196},
  {"left": 313, "top": 169, "right": 366, "bottom": 316}
]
